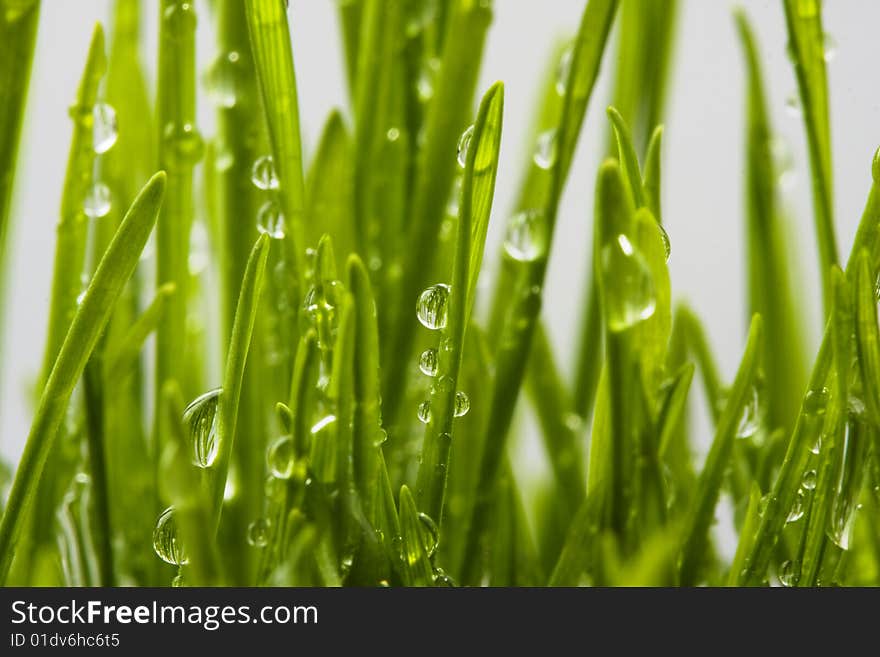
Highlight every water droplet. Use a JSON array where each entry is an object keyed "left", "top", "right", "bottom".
[
  {"left": 417, "top": 512, "right": 439, "bottom": 557},
  {"left": 251, "top": 155, "right": 279, "bottom": 190},
  {"left": 417, "top": 57, "right": 441, "bottom": 103},
  {"left": 872, "top": 146, "right": 880, "bottom": 184},
  {"left": 92, "top": 103, "right": 118, "bottom": 153},
  {"left": 162, "top": 122, "right": 204, "bottom": 167},
  {"left": 785, "top": 93, "right": 802, "bottom": 118},
  {"left": 802, "top": 469, "right": 817, "bottom": 490},
  {"left": 419, "top": 348, "right": 439, "bottom": 377},
  {"left": 152, "top": 507, "right": 188, "bottom": 565},
  {"left": 386, "top": 127, "right": 401, "bottom": 142},
  {"left": 247, "top": 518, "right": 271, "bottom": 547},
  {"left": 264, "top": 475, "right": 284, "bottom": 501},
  {"left": 786, "top": 490, "right": 805, "bottom": 523},
  {"left": 657, "top": 223, "right": 671, "bottom": 261},
  {"left": 172, "top": 573, "right": 184, "bottom": 587},
  {"left": 804, "top": 386, "right": 829, "bottom": 416},
  {"left": 827, "top": 506, "right": 858, "bottom": 551},
  {"left": 84, "top": 182, "right": 111, "bottom": 218},
  {"left": 503, "top": 209, "right": 546, "bottom": 262},
  {"left": 163, "top": 2, "right": 197, "bottom": 40},
  {"left": 311, "top": 414, "right": 337, "bottom": 436},
  {"left": 432, "top": 375, "right": 454, "bottom": 395},
  {"left": 453, "top": 391, "right": 470, "bottom": 417},
  {"left": 416, "top": 283, "right": 450, "bottom": 330},
  {"left": 417, "top": 400, "right": 432, "bottom": 424},
  {"left": 267, "top": 435, "right": 295, "bottom": 479},
  {"left": 204, "top": 51, "right": 241, "bottom": 108},
  {"left": 457, "top": 125, "right": 474, "bottom": 168},
  {"left": 405, "top": 0, "right": 436, "bottom": 36},
  {"left": 779, "top": 560, "right": 796, "bottom": 587},
  {"left": 257, "top": 200, "right": 285, "bottom": 239},
  {"left": 600, "top": 234, "right": 656, "bottom": 332},
  {"left": 183, "top": 388, "right": 222, "bottom": 468},
  {"left": 433, "top": 568, "right": 455, "bottom": 586},
  {"left": 821, "top": 32, "right": 837, "bottom": 62},
  {"left": 533, "top": 129, "right": 558, "bottom": 169},
  {"left": 810, "top": 434, "right": 822, "bottom": 455},
  {"left": 555, "top": 46, "right": 573, "bottom": 96},
  {"left": 736, "top": 386, "right": 760, "bottom": 439}
]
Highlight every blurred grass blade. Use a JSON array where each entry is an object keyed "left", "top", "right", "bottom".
[
  {"left": 306, "top": 111, "right": 354, "bottom": 257},
  {"left": 336, "top": 0, "right": 362, "bottom": 99},
  {"left": 398, "top": 485, "right": 434, "bottom": 586},
  {"left": 678, "top": 314, "right": 763, "bottom": 585},
  {"left": 104, "top": 283, "right": 176, "bottom": 382},
  {"left": 641, "top": 126, "right": 663, "bottom": 223},
  {"left": 727, "top": 483, "right": 763, "bottom": 586},
  {"left": 0, "top": 172, "right": 166, "bottom": 584}
]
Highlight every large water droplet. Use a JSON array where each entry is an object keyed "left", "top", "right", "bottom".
[
  {"left": 92, "top": 103, "right": 118, "bottom": 154},
  {"left": 152, "top": 507, "right": 188, "bottom": 565},
  {"left": 503, "top": 209, "right": 546, "bottom": 262},
  {"left": 801, "top": 469, "right": 817, "bottom": 490},
  {"left": 453, "top": 391, "right": 470, "bottom": 417},
  {"left": 555, "top": 46, "right": 573, "bottom": 96},
  {"left": 417, "top": 283, "right": 450, "bottom": 330},
  {"left": 457, "top": 125, "right": 474, "bottom": 168},
  {"left": 786, "top": 489, "right": 805, "bottom": 523},
  {"left": 183, "top": 388, "right": 221, "bottom": 468},
  {"left": 736, "top": 386, "right": 761, "bottom": 439},
  {"left": 204, "top": 51, "right": 241, "bottom": 108},
  {"left": 779, "top": 560, "right": 796, "bottom": 587},
  {"left": 417, "top": 400, "right": 432, "bottom": 424},
  {"left": 267, "top": 435, "right": 295, "bottom": 480},
  {"left": 257, "top": 200, "right": 285, "bottom": 239},
  {"left": 84, "top": 182, "right": 111, "bottom": 218},
  {"left": 600, "top": 234, "right": 656, "bottom": 332},
  {"left": 419, "top": 348, "right": 439, "bottom": 377},
  {"left": 533, "top": 129, "right": 558, "bottom": 170},
  {"left": 804, "top": 386, "right": 829, "bottom": 416},
  {"left": 251, "top": 155, "right": 279, "bottom": 190},
  {"left": 247, "top": 518, "right": 271, "bottom": 547}
]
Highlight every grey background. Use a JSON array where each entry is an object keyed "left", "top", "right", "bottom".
[{"left": 2, "top": 0, "right": 879, "bottom": 511}]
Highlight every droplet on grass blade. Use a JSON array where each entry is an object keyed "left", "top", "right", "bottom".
[
  {"left": 503, "top": 209, "right": 546, "bottom": 262},
  {"left": 247, "top": 518, "right": 271, "bottom": 547},
  {"left": 779, "top": 560, "right": 796, "bottom": 587},
  {"left": 600, "top": 234, "right": 656, "bottom": 332},
  {"left": 802, "top": 469, "right": 818, "bottom": 490},
  {"left": 153, "top": 507, "right": 188, "bottom": 566},
  {"left": 786, "top": 490, "right": 805, "bottom": 523},
  {"left": 419, "top": 349, "right": 439, "bottom": 377},
  {"left": 417, "top": 400, "right": 432, "bottom": 424},
  {"left": 457, "top": 125, "right": 474, "bottom": 168},
  {"left": 453, "top": 391, "right": 470, "bottom": 417},
  {"left": 251, "top": 155, "right": 279, "bottom": 190},
  {"left": 92, "top": 103, "right": 118, "bottom": 153},
  {"left": 84, "top": 182, "right": 111, "bottom": 218},
  {"left": 804, "top": 386, "right": 829, "bottom": 416},
  {"left": 555, "top": 45, "right": 573, "bottom": 96},
  {"left": 418, "top": 512, "right": 439, "bottom": 558},
  {"left": 183, "top": 388, "right": 222, "bottom": 468},
  {"left": 736, "top": 386, "right": 760, "bottom": 439},
  {"left": 162, "top": 122, "right": 204, "bottom": 167},
  {"left": 822, "top": 32, "right": 837, "bottom": 62},
  {"left": 533, "top": 129, "right": 558, "bottom": 170},
  {"left": 417, "top": 284, "right": 450, "bottom": 330},
  {"left": 163, "top": 2, "right": 197, "bottom": 40},
  {"left": 257, "top": 200, "right": 285, "bottom": 239},
  {"left": 204, "top": 51, "right": 242, "bottom": 108},
  {"left": 267, "top": 435, "right": 295, "bottom": 480}
]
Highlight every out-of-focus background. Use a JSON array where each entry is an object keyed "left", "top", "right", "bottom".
[{"left": 2, "top": 1, "right": 879, "bottom": 486}]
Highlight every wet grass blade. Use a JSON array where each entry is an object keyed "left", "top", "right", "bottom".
[
  {"left": 306, "top": 111, "right": 354, "bottom": 257},
  {"left": 853, "top": 251, "right": 880, "bottom": 427},
  {"left": 0, "top": 172, "right": 166, "bottom": 584},
  {"left": 398, "top": 485, "right": 434, "bottom": 586}
]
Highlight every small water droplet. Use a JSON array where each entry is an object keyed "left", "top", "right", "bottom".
[
  {"left": 267, "top": 435, "right": 295, "bottom": 479},
  {"left": 417, "top": 57, "right": 441, "bottom": 102},
  {"left": 84, "top": 182, "right": 111, "bottom": 218},
  {"left": 417, "top": 400, "right": 432, "bottom": 424},
  {"left": 416, "top": 283, "right": 451, "bottom": 330},
  {"left": 786, "top": 490, "right": 805, "bottom": 523},
  {"left": 162, "top": 122, "right": 204, "bottom": 167},
  {"left": 453, "top": 391, "right": 470, "bottom": 417},
  {"left": 821, "top": 32, "right": 837, "bottom": 62},
  {"left": 555, "top": 45, "right": 573, "bottom": 96},
  {"left": 419, "top": 348, "right": 439, "bottom": 377},
  {"left": 172, "top": 573, "right": 184, "bottom": 587},
  {"left": 204, "top": 51, "right": 242, "bottom": 108},
  {"left": 433, "top": 568, "right": 455, "bottom": 586},
  {"left": 785, "top": 93, "right": 802, "bottom": 118},
  {"left": 247, "top": 518, "right": 271, "bottom": 547},
  {"left": 92, "top": 103, "right": 118, "bottom": 153},
  {"left": 779, "top": 560, "right": 796, "bottom": 587},
  {"left": 533, "top": 129, "right": 558, "bottom": 169},
  {"left": 503, "top": 209, "right": 546, "bottom": 262},
  {"left": 386, "top": 127, "right": 401, "bottom": 142},
  {"left": 405, "top": 0, "right": 436, "bottom": 36},
  {"left": 417, "top": 512, "right": 439, "bottom": 557},
  {"left": 457, "top": 125, "right": 474, "bottom": 168},
  {"left": 163, "top": 2, "right": 197, "bottom": 40},
  {"left": 432, "top": 374, "right": 453, "bottom": 394},
  {"left": 810, "top": 434, "right": 822, "bottom": 455},
  {"left": 600, "top": 234, "right": 656, "bottom": 332},
  {"left": 736, "top": 386, "right": 760, "bottom": 439},
  {"left": 183, "top": 388, "right": 222, "bottom": 468},
  {"left": 257, "top": 200, "right": 285, "bottom": 239},
  {"left": 802, "top": 469, "right": 817, "bottom": 490},
  {"left": 152, "top": 507, "right": 188, "bottom": 565},
  {"left": 657, "top": 223, "right": 671, "bottom": 261},
  {"left": 251, "top": 155, "right": 279, "bottom": 190},
  {"left": 264, "top": 474, "right": 284, "bottom": 501},
  {"left": 804, "top": 386, "right": 829, "bottom": 416}
]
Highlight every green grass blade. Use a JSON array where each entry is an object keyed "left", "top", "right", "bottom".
[
  {"left": 641, "top": 126, "right": 663, "bottom": 223},
  {"left": 606, "top": 106, "right": 643, "bottom": 206},
  {"left": 398, "top": 485, "right": 434, "bottom": 586},
  {"left": 678, "top": 314, "right": 763, "bottom": 585},
  {"left": 781, "top": 0, "right": 837, "bottom": 313},
  {"left": 306, "top": 111, "right": 354, "bottom": 257},
  {"left": 336, "top": 0, "right": 363, "bottom": 100},
  {"left": 853, "top": 251, "right": 880, "bottom": 427},
  {"left": 0, "top": 172, "right": 166, "bottom": 584},
  {"left": 727, "top": 482, "right": 763, "bottom": 585}
]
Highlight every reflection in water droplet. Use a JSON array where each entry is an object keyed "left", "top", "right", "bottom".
[
  {"left": 779, "top": 560, "right": 796, "bottom": 587},
  {"left": 247, "top": 518, "right": 271, "bottom": 547},
  {"left": 417, "top": 284, "right": 450, "bottom": 330},
  {"left": 257, "top": 200, "right": 285, "bottom": 239},
  {"left": 736, "top": 386, "right": 760, "bottom": 439},
  {"left": 183, "top": 388, "right": 222, "bottom": 468},
  {"left": 503, "top": 209, "right": 545, "bottom": 262},
  {"left": 84, "top": 182, "right": 112, "bottom": 218},
  {"left": 600, "top": 234, "right": 656, "bottom": 332},
  {"left": 92, "top": 103, "right": 118, "bottom": 154},
  {"left": 457, "top": 125, "right": 474, "bottom": 168},
  {"left": 419, "top": 349, "right": 439, "bottom": 377},
  {"left": 802, "top": 469, "right": 817, "bottom": 490},
  {"left": 453, "top": 391, "right": 470, "bottom": 418},
  {"left": 251, "top": 155, "right": 279, "bottom": 190},
  {"left": 267, "top": 435, "right": 295, "bottom": 479},
  {"left": 533, "top": 129, "right": 558, "bottom": 170},
  {"left": 417, "top": 400, "right": 432, "bottom": 424},
  {"left": 153, "top": 506, "right": 188, "bottom": 565},
  {"left": 786, "top": 489, "right": 805, "bottom": 523},
  {"left": 555, "top": 45, "right": 573, "bottom": 96}
]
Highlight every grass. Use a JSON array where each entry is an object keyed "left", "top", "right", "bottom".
[{"left": 0, "top": 0, "right": 879, "bottom": 587}]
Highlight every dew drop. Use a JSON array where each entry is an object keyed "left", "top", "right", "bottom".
[
  {"left": 779, "top": 560, "right": 796, "bottom": 587},
  {"left": 810, "top": 434, "right": 822, "bottom": 455},
  {"left": 417, "top": 400, "right": 432, "bottom": 424},
  {"left": 162, "top": 122, "right": 204, "bottom": 167},
  {"left": 453, "top": 391, "right": 470, "bottom": 418},
  {"left": 457, "top": 125, "right": 474, "bottom": 168},
  {"left": 822, "top": 32, "right": 837, "bottom": 62},
  {"left": 503, "top": 209, "right": 546, "bottom": 262},
  {"left": 386, "top": 127, "right": 401, "bottom": 142},
  {"left": 152, "top": 507, "right": 188, "bottom": 565},
  {"left": 247, "top": 518, "right": 271, "bottom": 547},
  {"left": 405, "top": 0, "right": 436, "bottom": 37},
  {"left": 804, "top": 386, "right": 829, "bottom": 416},
  {"left": 172, "top": 573, "right": 184, "bottom": 587},
  {"left": 785, "top": 93, "right": 802, "bottom": 118},
  {"left": 251, "top": 155, "right": 279, "bottom": 190},
  {"left": 802, "top": 469, "right": 817, "bottom": 490},
  {"left": 736, "top": 386, "right": 760, "bottom": 439},
  {"left": 416, "top": 283, "right": 450, "bottom": 330},
  {"left": 786, "top": 489, "right": 805, "bottom": 523},
  {"left": 204, "top": 51, "right": 242, "bottom": 108},
  {"left": 600, "top": 234, "right": 656, "bottom": 332},
  {"left": 92, "top": 103, "right": 118, "bottom": 154},
  {"left": 84, "top": 182, "right": 111, "bottom": 218},
  {"left": 417, "top": 512, "right": 439, "bottom": 558},
  {"left": 657, "top": 222, "right": 671, "bottom": 261},
  {"left": 267, "top": 435, "right": 295, "bottom": 480},
  {"left": 419, "top": 348, "right": 439, "bottom": 377},
  {"left": 555, "top": 45, "right": 573, "bottom": 96},
  {"left": 163, "top": 2, "right": 197, "bottom": 40},
  {"left": 533, "top": 129, "right": 558, "bottom": 170},
  {"left": 257, "top": 200, "right": 285, "bottom": 239},
  {"left": 433, "top": 568, "right": 455, "bottom": 586},
  {"left": 417, "top": 57, "right": 440, "bottom": 103},
  {"left": 183, "top": 388, "right": 221, "bottom": 468}
]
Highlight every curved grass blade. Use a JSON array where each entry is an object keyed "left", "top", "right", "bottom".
[
  {"left": 606, "top": 106, "right": 643, "bottom": 207},
  {"left": 415, "top": 82, "right": 503, "bottom": 523},
  {"left": 288, "top": 331, "right": 318, "bottom": 460},
  {"left": 678, "top": 314, "right": 763, "bottom": 585},
  {"left": 0, "top": 172, "right": 166, "bottom": 584},
  {"left": 641, "top": 126, "right": 663, "bottom": 223},
  {"left": 398, "top": 485, "right": 434, "bottom": 586},
  {"left": 306, "top": 111, "right": 353, "bottom": 257}
]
